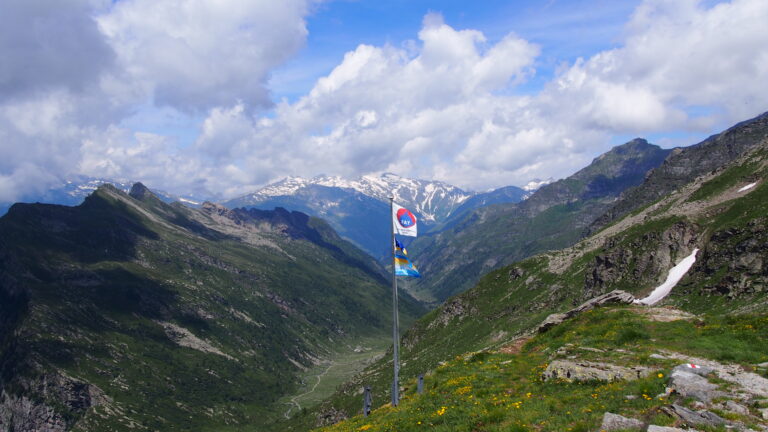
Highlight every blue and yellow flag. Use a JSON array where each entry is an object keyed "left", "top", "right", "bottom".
[{"left": 394, "top": 240, "right": 420, "bottom": 277}]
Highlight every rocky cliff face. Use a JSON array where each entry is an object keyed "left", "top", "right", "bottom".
[
  {"left": 407, "top": 138, "right": 671, "bottom": 304},
  {"left": 589, "top": 111, "right": 768, "bottom": 235},
  {"left": 583, "top": 221, "right": 700, "bottom": 301}
]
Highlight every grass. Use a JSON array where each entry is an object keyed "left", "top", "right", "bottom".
[{"left": 317, "top": 307, "right": 768, "bottom": 432}]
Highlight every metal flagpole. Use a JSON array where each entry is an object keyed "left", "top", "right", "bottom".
[{"left": 390, "top": 197, "right": 400, "bottom": 407}]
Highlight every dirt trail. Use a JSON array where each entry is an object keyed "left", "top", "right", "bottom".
[{"left": 283, "top": 361, "right": 334, "bottom": 419}]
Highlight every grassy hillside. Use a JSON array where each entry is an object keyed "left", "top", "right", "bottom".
[
  {"left": 319, "top": 306, "right": 768, "bottom": 432},
  {"left": 0, "top": 184, "right": 423, "bottom": 431},
  {"left": 287, "top": 126, "right": 768, "bottom": 431}
]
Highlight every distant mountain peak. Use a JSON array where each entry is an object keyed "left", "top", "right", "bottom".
[
  {"left": 129, "top": 182, "right": 152, "bottom": 200},
  {"left": 235, "top": 173, "right": 474, "bottom": 223}
]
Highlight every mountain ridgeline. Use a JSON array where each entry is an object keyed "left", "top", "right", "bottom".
[
  {"left": 223, "top": 174, "right": 527, "bottom": 260},
  {"left": 0, "top": 183, "right": 423, "bottom": 431},
  {"left": 407, "top": 138, "right": 672, "bottom": 304}
]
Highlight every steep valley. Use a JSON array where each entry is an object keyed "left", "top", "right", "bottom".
[{"left": 0, "top": 184, "right": 423, "bottom": 431}]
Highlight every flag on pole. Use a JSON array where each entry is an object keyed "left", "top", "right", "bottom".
[
  {"left": 392, "top": 203, "right": 417, "bottom": 237},
  {"left": 394, "top": 240, "right": 420, "bottom": 277}
]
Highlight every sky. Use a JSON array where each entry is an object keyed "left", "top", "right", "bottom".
[{"left": 1, "top": 0, "right": 767, "bottom": 201}]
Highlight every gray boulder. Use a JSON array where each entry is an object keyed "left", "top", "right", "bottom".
[
  {"left": 537, "top": 313, "right": 568, "bottom": 333},
  {"left": 669, "top": 370, "right": 724, "bottom": 402},
  {"left": 672, "top": 363, "right": 714, "bottom": 377},
  {"left": 722, "top": 400, "right": 750, "bottom": 415},
  {"left": 599, "top": 412, "right": 644, "bottom": 430},
  {"left": 662, "top": 404, "right": 726, "bottom": 428},
  {"left": 646, "top": 427, "right": 699, "bottom": 432}
]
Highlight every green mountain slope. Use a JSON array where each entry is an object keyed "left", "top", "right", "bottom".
[
  {"left": 0, "top": 184, "right": 423, "bottom": 431},
  {"left": 408, "top": 138, "right": 671, "bottom": 304},
  {"left": 291, "top": 116, "right": 768, "bottom": 431},
  {"left": 320, "top": 306, "right": 768, "bottom": 432}
]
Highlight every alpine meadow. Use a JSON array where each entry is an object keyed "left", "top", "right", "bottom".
[{"left": 2, "top": 1, "right": 768, "bottom": 432}]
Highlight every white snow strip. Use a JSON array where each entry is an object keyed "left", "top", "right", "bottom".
[
  {"left": 737, "top": 182, "right": 757, "bottom": 192},
  {"left": 635, "top": 248, "right": 699, "bottom": 306}
]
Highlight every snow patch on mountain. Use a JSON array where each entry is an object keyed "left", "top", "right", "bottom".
[
  {"left": 737, "top": 182, "right": 757, "bottom": 192},
  {"left": 635, "top": 248, "right": 699, "bottom": 306},
  {"left": 522, "top": 178, "right": 554, "bottom": 192}
]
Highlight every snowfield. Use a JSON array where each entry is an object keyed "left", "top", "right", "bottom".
[
  {"left": 635, "top": 248, "right": 700, "bottom": 305},
  {"left": 737, "top": 182, "right": 757, "bottom": 192}
]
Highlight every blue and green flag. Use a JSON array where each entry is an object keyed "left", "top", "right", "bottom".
[{"left": 394, "top": 240, "right": 420, "bottom": 278}]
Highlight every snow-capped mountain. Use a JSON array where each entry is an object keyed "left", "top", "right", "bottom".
[
  {"left": 232, "top": 173, "right": 474, "bottom": 223},
  {"left": 224, "top": 173, "right": 531, "bottom": 258}
]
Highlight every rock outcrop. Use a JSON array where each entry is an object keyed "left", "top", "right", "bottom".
[
  {"left": 537, "top": 290, "right": 635, "bottom": 333},
  {"left": 668, "top": 369, "right": 724, "bottom": 403},
  {"left": 0, "top": 373, "right": 108, "bottom": 432},
  {"left": 661, "top": 404, "right": 726, "bottom": 429},
  {"left": 542, "top": 360, "right": 651, "bottom": 383},
  {"left": 600, "top": 412, "right": 645, "bottom": 431}
]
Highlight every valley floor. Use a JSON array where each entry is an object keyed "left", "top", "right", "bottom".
[{"left": 275, "top": 336, "right": 392, "bottom": 424}]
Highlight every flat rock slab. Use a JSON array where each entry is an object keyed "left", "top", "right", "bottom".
[
  {"left": 635, "top": 307, "right": 696, "bottom": 322},
  {"left": 542, "top": 360, "right": 651, "bottom": 382},
  {"left": 672, "top": 364, "right": 714, "bottom": 377},
  {"left": 722, "top": 400, "right": 750, "bottom": 415},
  {"left": 536, "top": 290, "right": 635, "bottom": 333},
  {"left": 669, "top": 370, "right": 724, "bottom": 402},
  {"left": 663, "top": 404, "right": 726, "bottom": 428},
  {"left": 647, "top": 426, "right": 700, "bottom": 432},
  {"left": 600, "top": 412, "right": 644, "bottom": 430},
  {"left": 662, "top": 351, "right": 768, "bottom": 399}
]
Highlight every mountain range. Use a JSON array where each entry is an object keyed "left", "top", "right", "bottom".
[
  {"left": 407, "top": 138, "right": 672, "bottom": 304},
  {"left": 2, "top": 111, "right": 768, "bottom": 432},
  {"left": 0, "top": 176, "right": 206, "bottom": 216},
  {"left": 223, "top": 173, "right": 529, "bottom": 259},
  {"left": 1, "top": 174, "right": 532, "bottom": 261}
]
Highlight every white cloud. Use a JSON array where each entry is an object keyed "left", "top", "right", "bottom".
[
  {"left": 97, "top": 0, "right": 310, "bottom": 112},
  {"left": 2, "top": 0, "right": 768, "bottom": 202},
  {"left": 548, "top": 0, "right": 768, "bottom": 131},
  {"left": 196, "top": 13, "right": 544, "bottom": 191},
  {"left": 0, "top": 0, "right": 312, "bottom": 202},
  {"left": 0, "top": 0, "right": 114, "bottom": 103},
  {"left": 200, "top": 0, "right": 768, "bottom": 193}
]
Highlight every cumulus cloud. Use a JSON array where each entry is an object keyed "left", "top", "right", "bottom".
[
  {"left": 195, "top": 13, "right": 544, "bottom": 190},
  {"left": 196, "top": 0, "right": 768, "bottom": 193},
  {"left": 2, "top": 0, "right": 768, "bottom": 202},
  {"left": 0, "top": 0, "right": 312, "bottom": 202},
  {"left": 97, "top": 0, "right": 309, "bottom": 112},
  {"left": 0, "top": 0, "right": 114, "bottom": 103},
  {"left": 548, "top": 0, "right": 768, "bottom": 131}
]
